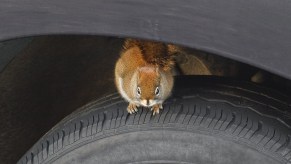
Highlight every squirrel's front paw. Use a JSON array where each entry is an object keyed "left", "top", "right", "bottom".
[
  {"left": 151, "top": 104, "right": 163, "bottom": 115},
  {"left": 127, "top": 103, "right": 139, "bottom": 114}
]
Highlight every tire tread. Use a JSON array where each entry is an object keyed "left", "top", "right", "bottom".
[{"left": 18, "top": 77, "right": 291, "bottom": 164}]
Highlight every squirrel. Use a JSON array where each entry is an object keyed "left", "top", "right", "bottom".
[{"left": 115, "top": 39, "right": 178, "bottom": 115}]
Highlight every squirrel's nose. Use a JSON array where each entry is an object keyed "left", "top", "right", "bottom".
[
  {"left": 146, "top": 99, "right": 150, "bottom": 106},
  {"left": 141, "top": 99, "right": 153, "bottom": 107}
]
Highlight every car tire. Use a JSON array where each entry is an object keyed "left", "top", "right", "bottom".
[{"left": 18, "top": 76, "right": 291, "bottom": 164}]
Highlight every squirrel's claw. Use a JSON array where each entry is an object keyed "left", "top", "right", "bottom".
[
  {"left": 151, "top": 104, "right": 163, "bottom": 115},
  {"left": 127, "top": 103, "right": 139, "bottom": 114}
]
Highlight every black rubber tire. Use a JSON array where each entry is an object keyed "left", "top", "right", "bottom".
[{"left": 18, "top": 76, "right": 291, "bottom": 164}]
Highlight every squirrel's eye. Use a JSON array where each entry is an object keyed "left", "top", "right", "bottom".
[
  {"left": 155, "top": 87, "right": 160, "bottom": 95},
  {"left": 137, "top": 87, "right": 141, "bottom": 95}
]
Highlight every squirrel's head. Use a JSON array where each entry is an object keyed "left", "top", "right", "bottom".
[{"left": 132, "top": 66, "right": 164, "bottom": 107}]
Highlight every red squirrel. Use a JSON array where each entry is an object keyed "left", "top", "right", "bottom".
[{"left": 115, "top": 39, "right": 177, "bottom": 115}]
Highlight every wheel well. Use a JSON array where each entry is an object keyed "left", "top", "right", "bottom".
[{"left": 0, "top": 35, "right": 290, "bottom": 164}]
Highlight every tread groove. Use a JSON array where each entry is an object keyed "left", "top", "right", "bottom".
[
  {"left": 215, "top": 107, "right": 228, "bottom": 130},
  {"left": 206, "top": 107, "right": 216, "bottom": 128},
  {"left": 225, "top": 113, "right": 236, "bottom": 131},
  {"left": 257, "top": 126, "right": 270, "bottom": 144},
  {"left": 61, "top": 130, "right": 65, "bottom": 149},
  {"left": 183, "top": 104, "right": 194, "bottom": 125},
  {"left": 278, "top": 136, "right": 291, "bottom": 156},
  {"left": 197, "top": 105, "right": 207, "bottom": 125},
  {"left": 264, "top": 128, "right": 276, "bottom": 147},
  {"left": 160, "top": 105, "right": 170, "bottom": 124},
  {"left": 177, "top": 104, "right": 187, "bottom": 124},
  {"left": 189, "top": 105, "right": 201, "bottom": 126},
  {"left": 231, "top": 112, "right": 242, "bottom": 134},
  {"left": 79, "top": 121, "right": 83, "bottom": 139},
  {"left": 169, "top": 104, "right": 182, "bottom": 123},
  {"left": 138, "top": 107, "right": 147, "bottom": 124},
  {"left": 209, "top": 107, "right": 222, "bottom": 129},
  {"left": 98, "top": 112, "right": 105, "bottom": 132},
  {"left": 249, "top": 121, "right": 262, "bottom": 140},
  {"left": 199, "top": 105, "right": 210, "bottom": 126},
  {"left": 220, "top": 110, "right": 234, "bottom": 131},
  {"left": 268, "top": 131, "right": 281, "bottom": 150},
  {"left": 238, "top": 116, "right": 249, "bottom": 136},
  {"left": 31, "top": 153, "right": 34, "bottom": 164}
]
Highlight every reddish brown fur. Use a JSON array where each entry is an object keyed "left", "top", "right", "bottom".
[
  {"left": 123, "top": 39, "right": 175, "bottom": 71},
  {"left": 115, "top": 38, "right": 176, "bottom": 115},
  {"left": 137, "top": 67, "right": 160, "bottom": 100},
  {"left": 115, "top": 46, "right": 146, "bottom": 99}
]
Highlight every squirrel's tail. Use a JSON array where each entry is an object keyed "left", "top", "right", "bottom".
[{"left": 123, "top": 39, "right": 178, "bottom": 71}]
